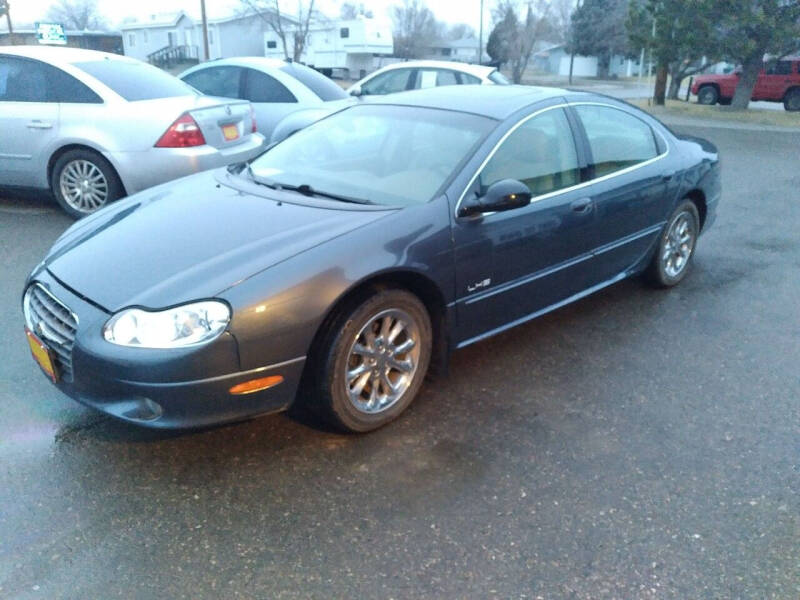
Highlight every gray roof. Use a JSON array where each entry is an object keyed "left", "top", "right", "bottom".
[{"left": 370, "top": 85, "right": 573, "bottom": 120}]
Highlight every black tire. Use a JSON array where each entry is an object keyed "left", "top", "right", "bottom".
[
  {"left": 646, "top": 200, "right": 700, "bottom": 288},
  {"left": 51, "top": 149, "right": 124, "bottom": 219},
  {"left": 309, "top": 289, "right": 432, "bottom": 433},
  {"left": 784, "top": 88, "right": 800, "bottom": 112},
  {"left": 696, "top": 85, "right": 719, "bottom": 106}
]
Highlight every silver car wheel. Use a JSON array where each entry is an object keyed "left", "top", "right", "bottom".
[
  {"left": 59, "top": 159, "right": 109, "bottom": 213},
  {"left": 662, "top": 210, "right": 696, "bottom": 278},
  {"left": 345, "top": 308, "right": 421, "bottom": 414}
]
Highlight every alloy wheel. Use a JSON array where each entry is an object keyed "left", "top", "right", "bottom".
[
  {"left": 59, "top": 159, "right": 109, "bottom": 213},
  {"left": 345, "top": 308, "right": 421, "bottom": 414},
  {"left": 662, "top": 210, "right": 696, "bottom": 278}
]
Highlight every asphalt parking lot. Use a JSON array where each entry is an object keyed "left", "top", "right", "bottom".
[{"left": 1, "top": 124, "right": 798, "bottom": 599}]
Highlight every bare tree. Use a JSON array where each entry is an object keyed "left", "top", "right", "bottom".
[
  {"left": 46, "top": 0, "right": 107, "bottom": 31},
  {"left": 392, "top": 0, "right": 441, "bottom": 59},
  {"left": 447, "top": 23, "right": 476, "bottom": 40},
  {"left": 490, "top": 0, "right": 551, "bottom": 83},
  {"left": 240, "top": 0, "right": 317, "bottom": 62},
  {"left": 548, "top": 0, "right": 575, "bottom": 43},
  {"left": 340, "top": 2, "right": 373, "bottom": 19}
]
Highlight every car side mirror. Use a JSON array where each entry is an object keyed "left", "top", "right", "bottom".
[
  {"left": 349, "top": 84, "right": 363, "bottom": 97},
  {"left": 458, "top": 179, "right": 532, "bottom": 218}
]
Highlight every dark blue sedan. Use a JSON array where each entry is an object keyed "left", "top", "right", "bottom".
[{"left": 23, "top": 85, "right": 720, "bottom": 432}]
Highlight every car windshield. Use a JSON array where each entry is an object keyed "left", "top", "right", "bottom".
[
  {"left": 75, "top": 59, "right": 197, "bottom": 101},
  {"left": 249, "top": 104, "right": 495, "bottom": 206},
  {"left": 279, "top": 63, "right": 348, "bottom": 101}
]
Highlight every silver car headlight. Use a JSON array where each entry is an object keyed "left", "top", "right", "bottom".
[{"left": 103, "top": 301, "right": 230, "bottom": 348}]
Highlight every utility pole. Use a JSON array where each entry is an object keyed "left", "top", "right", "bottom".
[
  {"left": 567, "top": 0, "right": 581, "bottom": 85},
  {"left": 200, "top": 0, "right": 210, "bottom": 61},
  {"left": 477, "top": 0, "right": 484, "bottom": 64},
  {"left": 1, "top": 0, "right": 14, "bottom": 45}
]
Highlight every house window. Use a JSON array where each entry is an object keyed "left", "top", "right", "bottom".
[
  {"left": 143, "top": 31, "right": 148, "bottom": 43},
  {"left": 267, "top": 40, "right": 277, "bottom": 49},
  {"left": 209, "top": 29, "right": 214, "bottom": 44},
  {"left": 128, "top": 33, "right": 135, "bottom": 47},
  {"left": 340, "top": 27, "right": 349, "bottom": 38}
]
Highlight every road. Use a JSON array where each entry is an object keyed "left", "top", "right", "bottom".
[{"left": 1, "top": 125, "right": 798, "bottom": 599}]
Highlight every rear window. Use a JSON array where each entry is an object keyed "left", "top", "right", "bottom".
[
  {"left": 75, "top": 59, "right": 196, "bottom": 101},
  {"left": 279, "top": 63, "right": 347, "bottom": 101}
]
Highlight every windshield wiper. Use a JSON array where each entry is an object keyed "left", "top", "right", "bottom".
[
  {"left": 279, "top": 183, "right": 373, "bottom": 205},
  {"left": 248, "top": 175, "right": 372, "bottom": 205}
]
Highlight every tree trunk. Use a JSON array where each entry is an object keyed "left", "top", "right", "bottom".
[
  {"left": 667, "top": 75, "right": 682, "bottom": 100},
  {"left": 730, "top": 52, "right": 763, "bottom": 110},
  {"left": 653, "top": 62, "right": 668, "bottom": 105}
]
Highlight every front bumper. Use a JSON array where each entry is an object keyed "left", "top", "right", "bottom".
[
  {"left": 107, "top": 132, "right": 266, "bottom": 196},
  {"left": 22, "top": 270, "right": 304, "bottom": 429}
]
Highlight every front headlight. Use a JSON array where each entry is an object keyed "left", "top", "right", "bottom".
[{"left": 103, "top": 301, "right": 230, "bottom": 348}]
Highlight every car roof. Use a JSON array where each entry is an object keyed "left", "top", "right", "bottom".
[
  {"left": 377, "top": 60, "right": 496, "bottom": 78},
  {"left": 199, "top": 56, "right": 296, "bottom": 70},
  {"left": 0, "top": 45, "right": 136, "bottom": 66},
  {"left": 367, "top": 84, "right": 575, "bottom": 120}
]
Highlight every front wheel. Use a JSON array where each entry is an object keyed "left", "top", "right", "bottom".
[
  {"left": 784, "top": 89, "right": 800, "bottom": 112},
  {"left": 51, "top": 149, "right": 124, "bottom": 219},
  {"left": 696, "top": 85, "right": 719, "bottom": 106},
  {"left": 646, "top": 200, "right": 700, "bottom": 287},
  {"left": 311, "top": 289, "right": 432, "bottom": 432}
]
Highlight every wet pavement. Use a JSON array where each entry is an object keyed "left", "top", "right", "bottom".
[{"left": 1, "top": 125, "right": 799, "bottom": 598}]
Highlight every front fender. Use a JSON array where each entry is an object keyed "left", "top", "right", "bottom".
[{"left": 221, "top": 199, "right": 454, "bottom": 370}]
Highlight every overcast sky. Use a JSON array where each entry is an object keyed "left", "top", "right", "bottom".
[{"left": 5, "top": 0, "right": 490, "bottom": 32}]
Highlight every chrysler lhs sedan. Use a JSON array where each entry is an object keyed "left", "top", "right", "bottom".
[{"left": 22, "top": 86, "right": 720, "bottom": 432}]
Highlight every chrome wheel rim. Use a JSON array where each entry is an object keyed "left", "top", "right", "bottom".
[
  {"left": 345, "top": 308, "right": 421, "bottom": 414},
  {"left": 59, "top": 160, "right": 108, "bottom": 213},
  {"left": 788, "top": 93, "right": 800, "bottom": 111},
  {"left": 662, "top": 211, "right": 696, "bottom": 278}
]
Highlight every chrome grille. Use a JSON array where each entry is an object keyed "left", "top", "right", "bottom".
[{"left": 23, "top": 283, "right": 79, "bottom": 382}]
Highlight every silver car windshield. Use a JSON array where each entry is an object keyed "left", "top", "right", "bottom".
[{"left": 249, "top": 104, "right": 495, "bottom": 206}]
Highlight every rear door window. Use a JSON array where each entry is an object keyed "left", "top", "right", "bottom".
[
  {"left": 574, "top": 104, "right": 660, "bottom": 178},
  {"left": 765, "top": 61, "right": 792, "bottom": 75},
  {"left": 459, "top": 72, "right": 481, "bottom": 85},
  {"left": 48, "top": 66, "right": 103, "bottom": 103},
  {"left": 182, "top": 66, "right": 243, "bottom": 99},
  {"left": 244, "top": 68, "right": 297, "bottom": 103},
  {"left": 0, "top": 56, "right": 48, "bottom": 102}
]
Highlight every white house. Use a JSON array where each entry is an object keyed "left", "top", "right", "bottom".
[
  {"left": 532, "top": 43, "right": 645, "bottom": 78},
  {"left": 264, "top": 17, "right": 393, "bottom": 79},
  {"left": 121, "top": 11, "right": 198, "bottom": 63},
  {"left": 423, "top": 38, "right": 486, "bottom": 63},
  {"left": 121, "top": 10, "right": 272, "bottom": 65}
]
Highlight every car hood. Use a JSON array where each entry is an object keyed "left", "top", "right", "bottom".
[{"left": 44, "top": 170, "right": 392, "bottom": 312}]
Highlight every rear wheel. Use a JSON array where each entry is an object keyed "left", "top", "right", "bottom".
[
  {"left": 784, "top": 88, "right": 800, "bottom": 111},
  {"left": 51, "top": 149, "right": 124, "bottom": 219},
  {"left": 697, "top": 85, "right": 719, "bottom": 105},
  {"left": 310, "top": 289, "right": 432, "bottom": 432},
  {"left": 646, "top": 200, "right": 700, "bottom": 287}
]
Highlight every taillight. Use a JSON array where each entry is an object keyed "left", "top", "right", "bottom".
[
  {"left": 155, "top": 113, "right": 206, "bottom": 148},
  {"left": 250, "top": 105, "right": 257, "bottom": 133}
]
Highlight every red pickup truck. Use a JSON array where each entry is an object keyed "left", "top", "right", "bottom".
[{"left": 691, "top": 57, "right": 800, "bottom": 111}]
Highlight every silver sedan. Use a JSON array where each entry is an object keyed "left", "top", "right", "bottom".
[{"left": 0, "top": 46, "right": 265, "bottom": 218}]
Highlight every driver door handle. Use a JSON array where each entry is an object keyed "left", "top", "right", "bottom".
[
  {"left": 27, "top": 120, "right": 53, "bottom": 129},
  {"left": 570, "top": 197, "right": 593, "bottom": 213}
]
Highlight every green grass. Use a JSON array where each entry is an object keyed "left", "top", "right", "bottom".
[{"left": 631, "top": 99, "right": 800, "bottom": 128}]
